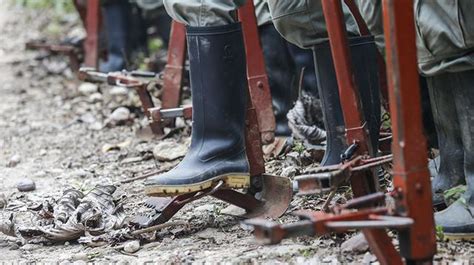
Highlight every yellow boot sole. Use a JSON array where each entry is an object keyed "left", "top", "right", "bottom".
[
  {"left": 144, "top": 173, "right": 251, "bottom": 197},
  {"left": 443, "top": 232, "right": 474, "bottom": 241}
]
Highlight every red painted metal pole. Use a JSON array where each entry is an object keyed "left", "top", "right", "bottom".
[
  {"left": 161, "top": 22, "right": 186, "bottom": 110},
  {"left": 382, "top": 0, "right": 436, "bottom": 262},
  {"left": 321, "top": 0, "right": 379, "bottom": 196},
  {"left": 73, "top": 0, "right": 88, "bottom": 29},
  {"left": 320, "top": 2, "right": 403, "bottom": 264},
  {"left": 238, "top": 1, "right": 276, "bottom": 145},
  {"left": 84, "top": 0, "right": 100, "bottom": 68}
]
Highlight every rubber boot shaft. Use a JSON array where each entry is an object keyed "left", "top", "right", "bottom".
[
  {"left": 288, "top": 43, "right": 318, "bottom": 97},
  {"left": 259, "top": 23, "right": 296, "bottom": 137},
  {"left": 434, "top": 69, "right": 474, "bottom": 236},
  {"left": 100, "top": 1, "right": 129, "bottom": 72},
  {"left": 428, "top": 75, "right": 465, "bottom": 207},
  {"left": 145, "top": 23, "right": 249, "bottom": 188},
  {"left": 312, "top": 36, "right": 381, "bottom": 166}
]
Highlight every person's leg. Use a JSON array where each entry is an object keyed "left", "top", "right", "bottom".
[
  {"left": 145, "top": 0, "right": 250, "bottom": 195},
  {"left": 426, "top": 74, "right": 466, "bottom": 208},
  {"left": 259, "top": 23, "right": 297, "bottom": 137},
  {"left": 266, "top": 0, "right": 380, "bottom": 166},
  {"left": 287, "top": 43, "right": 318, "bottom": 96},
  {"left": 163, "top": 0, "right": 245, "bottom": 27},
  {"left": 266, "top": 0, "right": 359, "bottom": 49},
  {"left": 100, "top": 0, "right": 131, "bottom": 72},
  {"left": 435, "top": 70, "right": 474, "bottom": 239}
]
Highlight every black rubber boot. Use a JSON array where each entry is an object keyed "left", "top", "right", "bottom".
[
  {"left": 435, "top": 70, "right": 474, "bottom": 239},
  {"left": 259, "top": 23, "right": 296, "bottom": 137},
  {"left": 145, "top": 23, "right": 250, "bottom": 196},
  {"left": 100, "top": 1, "right": 129, "bottom": 72},
  {"left": 427, "top": 74, "right": 465, "bottom": 209},
  {"left": 312, "top": 36, "right": 381, "bottom": 166},
  {"left": 287, "top": 43, "right": 318, "bottom": 97}
]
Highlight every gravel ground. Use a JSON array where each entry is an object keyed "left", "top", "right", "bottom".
[{"left": 1, "top": 3, "right": 474, "bottom": 264}]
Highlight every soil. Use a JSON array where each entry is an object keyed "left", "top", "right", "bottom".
[{"left": 1, "top": 3, "right": 474, "bottom": 264}]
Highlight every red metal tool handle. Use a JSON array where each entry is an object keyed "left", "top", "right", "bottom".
[
  {"left": 161, "top": 22, "right": 187, "bottom": 110},
  {"left": 238, "top": 1, "right": 276, "bottom": 145},
  {"left": 382, "top": 0, "right": 436, "bottom": 261},
  {"left": 84, "top": 0, "right": 100, "bottom": 68}
]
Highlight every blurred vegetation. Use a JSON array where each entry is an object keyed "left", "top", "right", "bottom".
[
  {"left": 10, "top": 0, "right": 80, "bottom": 37},
  {"left": 11, "top": 0, "right": 76, "bottom": 14}
]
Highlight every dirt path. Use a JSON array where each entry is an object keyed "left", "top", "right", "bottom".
[{"left": 1, "top": 3, "right": 474, "bottom": 264}]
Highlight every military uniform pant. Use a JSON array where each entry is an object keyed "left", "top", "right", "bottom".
[{"left": 163, "top": 0, "right": 360, "bottom": 48}]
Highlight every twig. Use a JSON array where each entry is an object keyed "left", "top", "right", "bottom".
[
  {"left": 322, "top": 189, "right": 337, "bottom": 213},
  {"left": 119, "top": 170, "right": 165, "bottom": 184},
  {"left": 131, "top": 221, "right": 188, "bottom": 236}
]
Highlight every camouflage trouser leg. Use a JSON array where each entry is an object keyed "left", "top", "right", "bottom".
[
  {"left": 162, "top": 0, "right": 246, "bottom": 26},
  {"left": 266, "top": 0, "right": 360, "bottom": 49}
]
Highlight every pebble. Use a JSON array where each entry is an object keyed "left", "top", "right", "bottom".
[
  {"left": 20, "top": 243, "right": 39, "bottom": 251},
  {"left": 16, "top": 178, "right": 36, "bottom": 192},
  {"left": 7, "top": 154, "right": 21, "bottom": 168},
  {"left": 32, "top": 171, "right": 47, "bottom": 178},
  {"left": 285, "top": 152, "right": 302, "bottom": 166},
  {"left": 362, "top": 252, "right": 375, "bottom": 264},
  {"left": 78, "top": 82, "right": 98, "bottom": 96},
  {"left": 341, "top": 233, "right": 369, "bottom": 253},
  {"left": 153, "top": 141, "right": 187, "bottom": 161},
  {"left": 88, "top": 92, "right": 103, "bottom": 103},
  {"left": 80, "top": 113, "right": 96, "bottom": 124},
  {"left": 110, "top": 86, "right": 129, "bottom": 96},
  {"left": 71, "top": 253, "right": 88, "bottom": 261},
  {"left": 194, "top": 204, "right": 215, "bottom": 212},
  {"left": 110, "top": 107, "right": 131, "bottom": 123},
  {"left": 69, "top": 169, "right": 92, "bottom": 179},
  {"left": 281, "top": 166, "right": 297, "bottom": 178},
  {"left": 123, "top": 240, "right": 140, "bottom": 253},
  {"left": 88, "top": 122, "right": 103, "bottom": 131}
]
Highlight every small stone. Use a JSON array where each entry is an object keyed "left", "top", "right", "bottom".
[
  {"left": 71, "top": 253, "right": 88, "bottom": 261},
  {"left": 281, "top": 166, "right": 297, "bottom": 178},
  {"left": 70, "top": 169, "right": 92, "bottom": 179},
  {"left": 362, "top": 252, "right": 375, "bottom": 265},
  {"left": 153, "top": 141, "right": 187, "bottom": 161},
  {"left": 194, "top": 204, "right": 215, "bottom": 212},
  {"left": 88, "top": 122, "right": 103, "bottom": 131},
  {"left": 110, "top": 86, "right": 129, "bottom": 96},
  {"left": 7, "top": 154, "right": 21, "bottom": 168},
  {"left": 80, "top": 113, "right": 96, "bottom": 124},
  {"left": 285, "top": 152, "right": 302, "bottom": 166},
  {"left": 39, "top": 149, "right": 47, "bottom": 156},
  {"left": 341, "top": 233, "right": 369, "bottom": 253},
  {"left": 110, "top": 107, "right": 131, "bottom": 123},
  {"left": 21, "top": 243, "right": 39, "bottom": 251},
  {"left": 78, "top": 82, "right": 98, "bottom": 96},
  {"left": 32, "top": 171, "right": 47, "bottom": 178},
  {"left": 88, "top": 92, "right": 103, "bottom": 103},
  {"left": 48, "top": 168, "right": 64, "bottom": 175},
  {"left": 16, "top": 178, "right": 36, "bottom": 192},
  {"left": 123, "top": 240, "right": 140, "bottom": 253},
  {"left": 120, "top": 156, "right": 143, "bottom": 165}
]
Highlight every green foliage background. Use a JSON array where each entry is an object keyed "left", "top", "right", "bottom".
[{"left": 12, "top": 0, "right": 76, "bottom": 13}]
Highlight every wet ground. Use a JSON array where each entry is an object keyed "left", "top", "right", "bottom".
[{"left": 1, "top": 3, "right": 474, "bottom": 264}]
